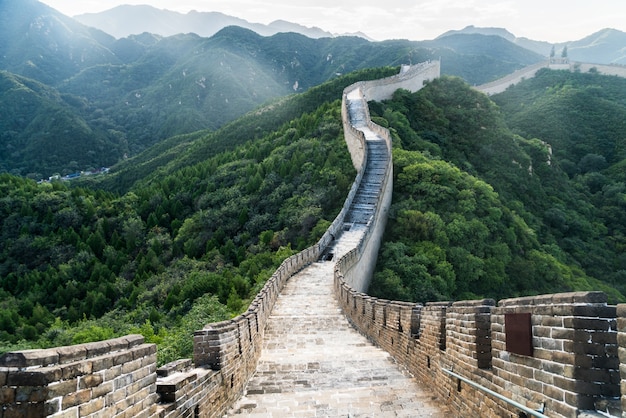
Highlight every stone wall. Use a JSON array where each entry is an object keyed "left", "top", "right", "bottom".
[
  {"left": 575, "top": 63, "right": 626, "bottom": 78},
  {"left": 0, "top": 335, "right": 159, "bottom": 417},
  {"left": 342, "top": 61, "right": 440, "bottom": 171},
  {"left": 339, "top": 61, "right": 439, "bottom": 293},
  {"left": 618, "top": 305, "right": 626, "bottom": 417},
  {"left": 0, "top": 242, "right": 333, "bottom": 418},
  {"left": 333, "top": 270, "right": 623, "bottom": 417},
  {"left": 476, "top": 60, "right": 549, "bottom": 95},
  {"left": 476, "top": 61, "right": 626, "bottom": 96},
  {"left": 7, "top": 59, "right": 626, "bottom": 417},
  {"left": 360, "top": 61, "right": 441, "bottom": 102}
]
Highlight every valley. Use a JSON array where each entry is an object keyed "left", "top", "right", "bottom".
[{"left": 1, "top": 0, "right": 626, "bottom": 367}]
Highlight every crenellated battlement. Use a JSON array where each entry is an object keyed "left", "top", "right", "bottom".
[
  {"left": 334, "top": 264, "right": 624, "bottom": 417},
  {"left": 3, "top": 60, "right": 624, "bottom": 417}
]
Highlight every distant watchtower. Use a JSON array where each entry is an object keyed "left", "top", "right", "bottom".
[{"left": 549, "top": 45, "right": 570, "bottom": 69}]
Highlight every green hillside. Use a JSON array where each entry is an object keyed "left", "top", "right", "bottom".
[
  {"left": 87, "top": 66, "right": 399, "bottom": 194},
  {"left": 0, "top": 71, "right": 125, "bottom": 178},
  {"left": 0, "top": 73, "right": 358, "bottom": 362},
  {"left": 427, "top": 33, "right": 545, "bottom": 84},
  {"left": 3, "top": 66, "right": 626, "bottom": 362},
  {"left": 0, "top": 0, "right": 118, "bottom": 85},
  {"left": 0, "top": 0, "right": 545, "bottom": 178},
  {"left": 368, "top": 73, "right": 626, "bottom": 303}
]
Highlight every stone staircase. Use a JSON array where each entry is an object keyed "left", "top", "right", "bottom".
[{"left": 225, "top": 88, "right": 447, "bottom": 417}]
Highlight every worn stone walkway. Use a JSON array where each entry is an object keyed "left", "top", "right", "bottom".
[
  {"left": 225, "top": 85, "right": 447, "bottom": 417},
  {"left": 226, "top": 227, "right": 447, "bottom": 417}
]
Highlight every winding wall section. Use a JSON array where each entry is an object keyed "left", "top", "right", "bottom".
[
  {"left": 0, "top": 61, "right": 440, "bottom": 418},
  {"left": 476, "top": 60, "right": 626, "bottom": 95},
  {"left": 4, "top": 60, "right": 626, "bottom": 418}
]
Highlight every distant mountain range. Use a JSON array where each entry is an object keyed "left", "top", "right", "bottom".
[
  {"left": 1, "top": 0, "right": 624, "bottom": 179},
  {"left": 74, "top": 7, "right": 626, "bottom": 65},
  {"left": 0, "top": 0, "right": 549, "bottom": 179},
  {"left": 74, "top": 5, "right": 341, "bottom": 40},
  {"left": 438, "top": 25, "right": 626, "bottom": 64}
]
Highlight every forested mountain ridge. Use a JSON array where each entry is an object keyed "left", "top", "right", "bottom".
[
  {"left": 0, "top": 71, "right": 126, "bottom": 177},
  {"left": 368, "top": 71, "right": 626, "bottom": 304},
  {"left": 0, "top": 68, "right": 375, "bottom": 360},
  {"left": 81, "top": 7, "right": 626, "bottom": 65},
  {"left": 74, "top": 5, "right": 335, "bottom": 40},
  {"left": 0, "top": 0, "right": 545, "bottom": 179},
  {"left": 3, "top": 0, "right": 626, "bottom": 363},
  {"left": 0, "top": 0, "right": 119, "bottom": 85},
  {"left": 87, "top": 67, "right": 400, "bottom": 194},
  {"left": 3, "top": 62, "right": 626, "bottom": 361}
]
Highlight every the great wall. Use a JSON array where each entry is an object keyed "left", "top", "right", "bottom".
[{"left": 2, "top": 60, "right": 626, "bottom": 417}]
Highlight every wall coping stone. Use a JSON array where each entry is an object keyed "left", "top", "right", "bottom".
[
  {"left": 157, "top": 359, "right": 193, "bottom": 377},
  {"left": 452, "top": 299, "right": 496, "bottom": 307},
  {"left": 425, "top": 301, "right": 453, "bottom": 308},
  {"left": 498, "top": 291, "right": 608, "bottom": 307},
  {"left": 0, "top": 335, "right": 145, "bottom": 368},
  {"left": 616, "top": 304, "right": 626, "bottom": 317}
]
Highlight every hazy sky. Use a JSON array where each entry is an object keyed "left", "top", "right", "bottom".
[{"left": 39, "top": 0, "right": 626, "bottom": 42}]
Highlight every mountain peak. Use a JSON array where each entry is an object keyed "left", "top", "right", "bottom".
[
  {"left": 73, "top": 5, "right": 339, "bottom": 40},
  {"left": 437, "top": 25, "right": 516, "bottom": 41}
]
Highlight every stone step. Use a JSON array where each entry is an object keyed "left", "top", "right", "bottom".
[{"left": 226, "top": 87, "right": 446, "bottom": 417}]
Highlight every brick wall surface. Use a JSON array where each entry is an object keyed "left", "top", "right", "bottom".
[
  {"left": 335, "top": 274, "right": 623, "bottom": 417},
  {"left": 0, "top": 335, "right": 159, "bottom": 418}
]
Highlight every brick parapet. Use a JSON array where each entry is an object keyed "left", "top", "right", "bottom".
[
  {"left": 355, "top": 60, "right": 441, "bottom": 102},
  {"left": 334, "top": 60, "right": 625, "bottom": 418},
  {"left": 0, "top": 335, "right": 159, "bottom": 417},
  {"left": 617, "top": 304, "right": 626, "bottom": 417},
  {"left": 447, "top": 299, "right": 495, "bottom": 371},
  {"left": 336, "top": 265, "right": 621, "bottom": 417}
]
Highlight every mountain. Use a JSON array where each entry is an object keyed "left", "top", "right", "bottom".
[
  {"left": 265, "top": 19, "right": 335, "bottom": 39},
  {"left": 437, "top": 25, "right": 516, "bottom": 41},
  {"left": 367, "top": 72, "right": 626, "bottom": 303},
  {"left": 74, "top": 5, "right": 335, "bottom": 40},
  {"left": 567, "top": 28, "right": 626, "bottom": 64},
  {"left": 0, "top": 0, "right": 545, "bottom": 178},
  {"left": 438, "top": 25, "right": 626, "bottom": 64},
  {"left": 0, "top": 0, "right": 118, "bottom": 86},
  {"left": 437, "top": 25, "right": 552, "bottom": 56},
  {"left": 0, "top": 70, "right": 364, "bottom": 357},
  {"left": 0, "top": 71, "right": 124, "bottom": 178},
  {"left": 4, "top": 68, "right": 626, "bottom": 358},
  {"left": 427, "top": 33, "right": 544, "bottom": 83}
]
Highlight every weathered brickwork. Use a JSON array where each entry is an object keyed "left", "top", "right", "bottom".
[
  {"left": 0, "top": 335, "right": 158, "bottom": 418},
  {"left": 335, "top": 264, "right": 623, "bottom": 418},
  {"left": 617, "top": 304, "right": 626, "bottom": 417},
  {"left": 493, "top": 293, "right": 619, "bottom": 416}
]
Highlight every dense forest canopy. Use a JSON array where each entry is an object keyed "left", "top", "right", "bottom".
[
  {"left": 368, "top": 71, "right": 626, "bottom": 303},
  {"left": 0, "top": 71, "right": 363, "bottom": 361},
  {"left": 2, "top": 66, "right": 626, "bottom": 362}
]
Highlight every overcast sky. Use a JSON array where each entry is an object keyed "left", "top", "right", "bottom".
[{"left": 39, "top": 0, "right": 626, "bottom": 43}]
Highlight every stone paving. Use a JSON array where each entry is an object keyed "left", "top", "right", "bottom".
[
  {"left": 225, "top": 87, "right": 448, "bottom": 417},
  {"left": 226, "top": 227, "right": 447, "bottom": 417}
]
